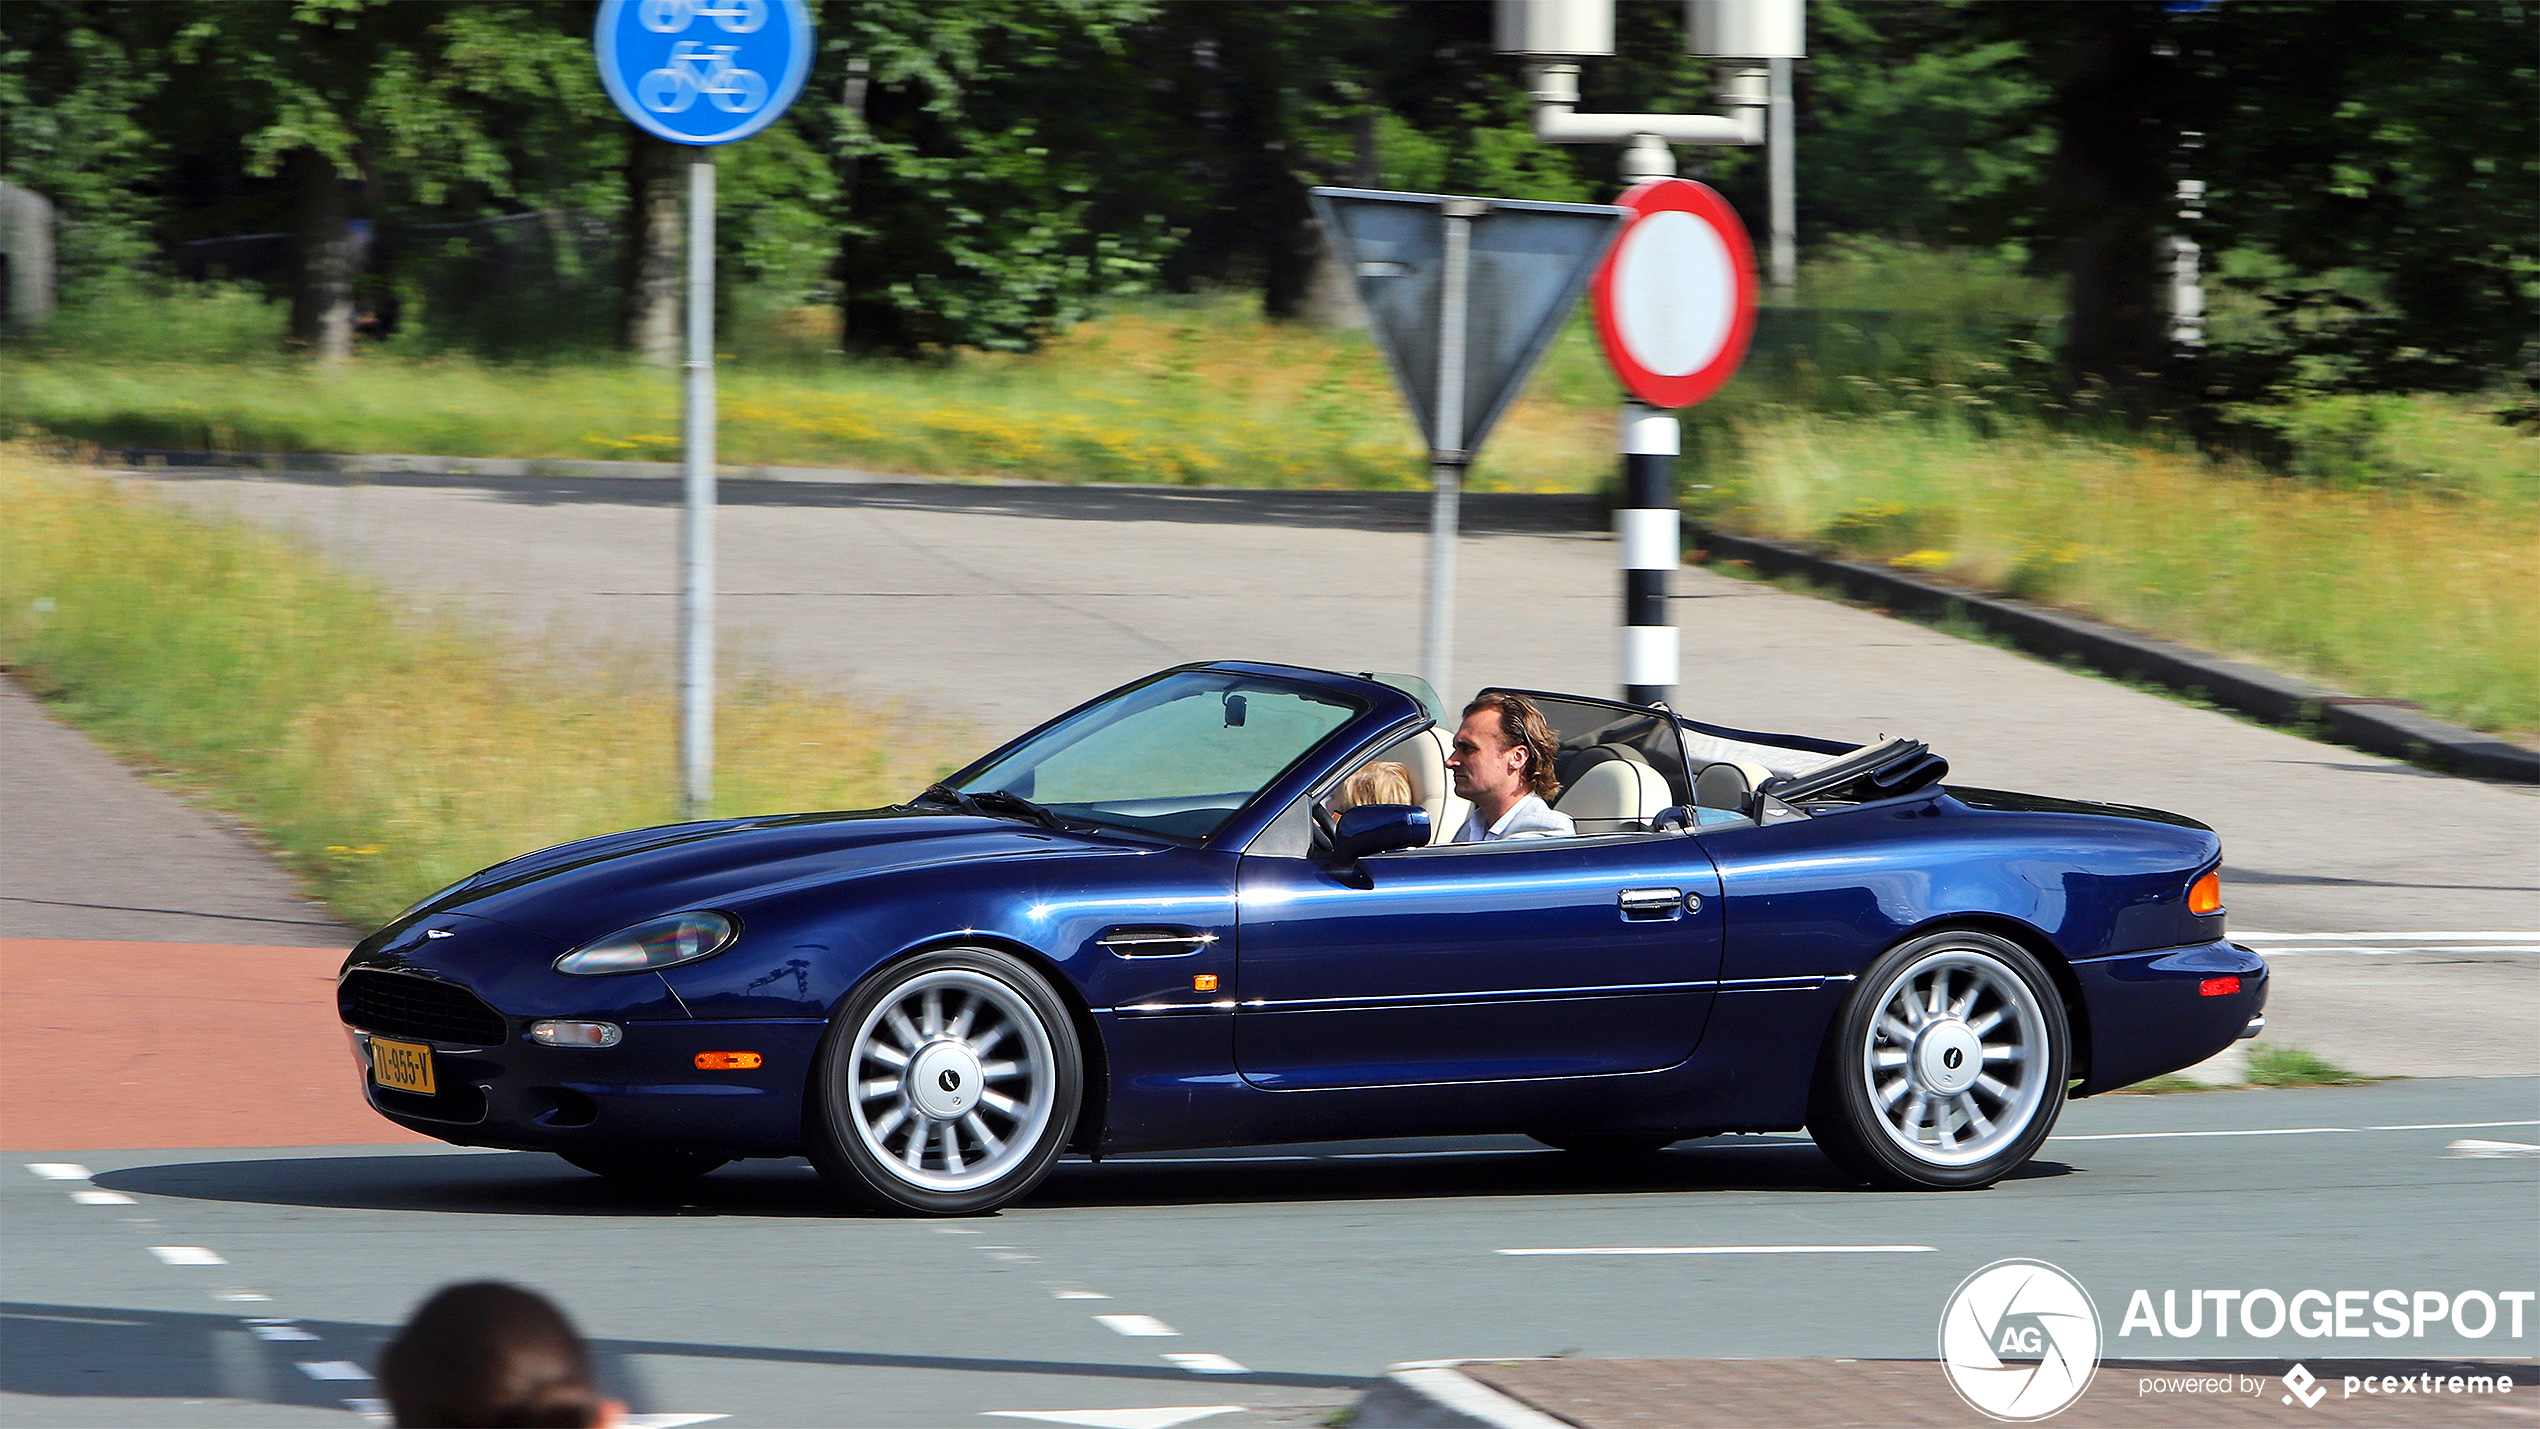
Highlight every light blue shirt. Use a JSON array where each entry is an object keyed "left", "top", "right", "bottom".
[{"left": 1455, "top": 792, "right": 1574, "bottom": 843}]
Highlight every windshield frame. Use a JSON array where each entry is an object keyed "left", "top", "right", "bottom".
[{"left": 938, "top": 665, "right": 1388, "bottom": 847}]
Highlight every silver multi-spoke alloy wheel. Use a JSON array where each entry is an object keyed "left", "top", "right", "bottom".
[
  {"left": 1809, "top": 930, "right": 2070, "bottom": 1190},
  {"left": 809, "top": 947, "right": 1082, "bottom": 1215},
  {"left": 847, "top": 967, "right": 1055, "bottom": 1191},
  {"left": 1858, "top": 948, "right": 2048, "bottom": 1167}
]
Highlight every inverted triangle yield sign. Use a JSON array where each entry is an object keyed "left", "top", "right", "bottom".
[{"left": 1311, "top": 187, "right": 1627, "bottom": 458}]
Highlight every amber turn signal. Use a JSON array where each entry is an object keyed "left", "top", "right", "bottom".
[
  {"left": 695, "top": 1051, "right": 763, "bottom": 1070},
  {"left": 2188, "top": 870, "right": 2223, "bottom": 916},
  {"left": 1192, "top": 974, "right": 1219, "bottom": 992}
]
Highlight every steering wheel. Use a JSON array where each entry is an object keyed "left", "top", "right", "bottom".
[{"left": 1310, "top": 800, "right": 1340, "bottom": 853}]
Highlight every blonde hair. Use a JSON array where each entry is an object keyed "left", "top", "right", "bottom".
[{"left": 1333, "top": 760, "right": 1414, "bottom": 812}]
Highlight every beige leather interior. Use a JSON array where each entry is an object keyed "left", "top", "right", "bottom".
[
  {"left": 1360, "top": 729, "right": 1469, "bottom": 846},
  {"left": 1682, "top": 726, "right": 1842, "bottom": 781},
  {"left": 1554, "top": 747, "right": 1673, "bottom": 829},
  {"left": 1694, "top": 758, "right": 1775, "bottom": 813}
]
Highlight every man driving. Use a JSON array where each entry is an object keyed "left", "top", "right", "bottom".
[{"left": 1446, "top": 691, "right": 1574, "bottom": 842}]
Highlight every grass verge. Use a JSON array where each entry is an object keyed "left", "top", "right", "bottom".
[
  {"left": 2113, "top": 1042, "right": 2376, "bottom": 1093},
  {"left": 0, "top": 445, "right": 961, "bottom": 930},
  {"left": 6, "top": 292, "right": 2533, "bottom": 738}
]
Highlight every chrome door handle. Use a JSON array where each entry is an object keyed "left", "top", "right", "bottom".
[{"left": 1618, "top": 888, "right": 1686, "bottom": 920}]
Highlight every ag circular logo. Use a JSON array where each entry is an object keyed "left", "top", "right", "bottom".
[{"left": 1939, "top": 1258, "right": 2102, "bottom": 1422}]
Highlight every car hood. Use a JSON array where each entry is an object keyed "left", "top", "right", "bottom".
[{"left": 383, "top": 809, "right": 1129, "bottom": 950}]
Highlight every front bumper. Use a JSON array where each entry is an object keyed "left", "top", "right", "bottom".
[
  {"left": 2068, "top": 938, "right": 2270, "bottom": 1095},
  {"left": 345, "top": 1018, "right": 826, "bottom": 1157}
]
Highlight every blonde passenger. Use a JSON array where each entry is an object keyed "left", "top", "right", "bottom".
[{"left": 1332, "top": 760, "right": 1414, "bottom": 813}]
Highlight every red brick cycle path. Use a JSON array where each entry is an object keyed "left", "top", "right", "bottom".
[{"left": 0, "top": 938, "right": 427, "bottom": 1149}]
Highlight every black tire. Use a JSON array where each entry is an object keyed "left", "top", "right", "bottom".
[
  {"left": 560, "top": 1150, "right": 730, "bottom": 1183},
  {"left": 1529, "top": 1133, "right": 1682, "bottom": 1158},
  {"left": 806, "top": 946, "right": 1083, "bottom": 1216},
  {"left": 1807, "top": 929, "right": 2070, "bottom": 1190}
]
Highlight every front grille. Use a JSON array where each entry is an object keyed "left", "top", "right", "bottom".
[{"left": 341, "top": 969, "right": 508, "bottom": 1046}]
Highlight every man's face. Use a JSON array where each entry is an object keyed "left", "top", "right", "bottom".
[{"left": 1447, "top": 710, "right": 1527, "bottom": 805}]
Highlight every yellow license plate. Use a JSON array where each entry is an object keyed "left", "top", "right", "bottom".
[{"left": 370, "top": 1036, "right": 437, "bottom": 1095}]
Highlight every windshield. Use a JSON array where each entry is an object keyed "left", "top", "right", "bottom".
[{"left": 955, "top": 670, "right": 1365, "bottom": 841}]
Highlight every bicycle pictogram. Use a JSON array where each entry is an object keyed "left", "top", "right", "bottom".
[
  {"left": 638, "top": 0, "right": 767, "bottom": 34},
  {"left": 639, "top": 40, "right": 768, "bottom": 115}
]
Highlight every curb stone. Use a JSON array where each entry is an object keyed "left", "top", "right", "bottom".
[
  {"left": 1691, "top": 526, "right": 2540, "bottom": 786},
  {"left": 85, "top": 449, "right": 2534, "bottom": 785},
  {"left": 1351, "top": 1363, "right": 1573, "bottom": 1429}
]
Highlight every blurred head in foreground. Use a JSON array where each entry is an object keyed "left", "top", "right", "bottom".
[
  {"left": 1333, "top": 759, "right": 1414, "bottom": 812},
  {"left": 379, "top": 1281, "right": 623, "bottom": 1428}
]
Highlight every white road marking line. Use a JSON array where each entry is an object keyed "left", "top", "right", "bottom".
[
  {"left": 1497, "top": 1244, "right": 1936, "bottom": 1256},
  {"left": 2369, "top": 1120, "right": 2540, "bottom": 1132},
  {"left": 297, "top": 1361, "right": 371, "bottom": 1381},
  {"left": 215, "top": 1291, "right": 272, "bottom": 1303},
  {"left": 249, "top": 1324, "right": 320, "bottom": 1341},
  {"left": 70, "top": 1189, "right": 136, "bottom": 1206},
  {"left": 936, "top": 1227, "right": 984, "bottom": 1234},
  {"left": 989, "top": 1251, "right": 1040, "bottom": 1263},
  {"left": 343, "top": 1397, "right": 391, "bottom": 1427},
  {"left": 2247, "top": 946, "right": 2540, "bottom": 956},
  {"left": 2445, "top": 1139, "right": 2540, "bottom": 1158},
  {"left": 1049, "top": 1287, "right": 1112, "bottom": 1301},
  {"left": 1160, "top": 1353, "right": 1250, "bottom": 1375},
  {"left": 2059, "top": 1120, "right": 2540, "bottom": 1142},
  {"left": 621, "top": 1416, "right": 732, "bottom": 1428},
  {"left": 1094, "top": 1313, "right": 1180, "bottom": 1337},
  {"left": 2052, "top": 1126, "right": 2356, "bottom": 1142},
  {"left": 2235, "top": 931, "right": 2540, "bottom": 941},
  {"left": 149, "top": 1246, "right": 227, "bottom": 1266},
  {"left": 985, "top": 1407, "right": 1242, "bottom": 1429},
  {"left": 25, "top": 1163, "right": 91, "bottom": 1180}
]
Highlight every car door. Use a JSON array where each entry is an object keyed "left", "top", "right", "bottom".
[{"left": 1232, "top": 832, "right": 1726, "bottom": 1090}]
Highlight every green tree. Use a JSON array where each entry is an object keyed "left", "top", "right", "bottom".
[{"left": 0, "top": 3, "right": 166, "bottom": 294}]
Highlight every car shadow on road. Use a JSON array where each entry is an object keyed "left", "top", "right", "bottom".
[{"left": 91, "top": 1137, "right": 2071, "bottom": 1220}]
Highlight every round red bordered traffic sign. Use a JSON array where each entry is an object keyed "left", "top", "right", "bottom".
[{"left": 1592, "top": 178, "right": 1757, "bottom": 409}]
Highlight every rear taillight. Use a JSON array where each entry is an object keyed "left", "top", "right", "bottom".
[
  {"left": 2199, "top": 976, "right": 2241, "bottom": 997},
  {"left": 2188, "top": 870, "right": 2223, "bottom": 916}
]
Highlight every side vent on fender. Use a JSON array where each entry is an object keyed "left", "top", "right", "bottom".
[{"left": 1096, "top": 926, "right": 1215, "bottom": 958}]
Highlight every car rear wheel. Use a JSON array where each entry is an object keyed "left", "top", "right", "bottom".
[
  {"left": 1807, "top": 930, "right": 2069, "bottom": 1190},
  {"left": 559, "top": 1150, "right": 730, "bottom": 1183},
  {"left": 807, "top": 947, "right": 1082, "bottom": 1216}
]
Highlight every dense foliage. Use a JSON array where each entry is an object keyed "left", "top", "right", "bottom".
[{"left": 1, "top": 1, "right": 2530, "bottom": 407}]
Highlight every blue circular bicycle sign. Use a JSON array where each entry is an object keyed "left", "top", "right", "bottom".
[{"left": 594, "top": 0, "right": 812, "bottom": 146}]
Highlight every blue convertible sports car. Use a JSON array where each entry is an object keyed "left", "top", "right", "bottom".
[{"left": 340, "top": 662, "right": 2267, "bottom": 1214}]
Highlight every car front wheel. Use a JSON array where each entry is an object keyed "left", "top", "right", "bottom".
[
  {"left": 1808, "top": 929, "right": 2070, "bottom": 1190},
  {"left": 807, "top": 947, "right": 1082, "bottom": 1215}
]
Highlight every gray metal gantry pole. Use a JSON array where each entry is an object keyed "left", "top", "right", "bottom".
[
  {"left": 1422, "top": 199, "right": 1483, "bottom": 708},
  {"left": 680, "top": 153, "right": 718, "bottom": 822}
]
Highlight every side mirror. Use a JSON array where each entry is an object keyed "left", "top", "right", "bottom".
[{"left": 1329, "top": 803, "right": 1430, "bottom": 861}]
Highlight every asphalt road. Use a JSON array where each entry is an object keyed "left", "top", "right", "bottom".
[
  {"left": 101, "top": 464, "right": 2540, "bottom": 1080},
  {"left": 7, "top": 1078, "right": 2534, "bottom": 1428}
]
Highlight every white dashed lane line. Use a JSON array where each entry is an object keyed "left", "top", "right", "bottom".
[
  {"left": 1498, "top": 1244, "right": 1934, "bottom": 1256},
  {"left": 986, "top": 1408, "right": 1243, "bottom": 1428},
  {"left": 148, "top": 1245, "right": 228, "bottom": 1266},
  {"left": 2052, "top": 1120, "right": 2539, "bottom": 1143},
  {"left": 1093, "top": 1313, "right": 1181, "bottom": 1337},
  {"left": 2447, "top": 1140, "right": 2540, "bottom": 1158},
  {"left": 1158, "top": 1353, "right": 1251, "bottom": 1375}
]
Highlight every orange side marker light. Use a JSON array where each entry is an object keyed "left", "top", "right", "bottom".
[
  {"left": 2188, "top": 871, "right": 2223, "bottom": 916},
  {"left": 1193, "top": 974, "right": 1219, "bottom": 992},
  {"left": 695, "top": 1051, "right": 763, "bottom": 1070}
]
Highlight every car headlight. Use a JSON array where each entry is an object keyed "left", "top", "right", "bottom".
[{"left": 554, "top": 911, "right": 739, "bottom": 976}]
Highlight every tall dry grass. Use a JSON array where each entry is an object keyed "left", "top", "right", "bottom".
[
  {"left": 1720, "top": 419, "right": 2540, "bottom": 739},
  {"left": 0, "top": 446, "right": 961, "bottom": 928}
]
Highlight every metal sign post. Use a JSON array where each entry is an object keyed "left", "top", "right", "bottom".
[
  {"left": 1312, "top": 187, "right": 1627, "bottom": 707},
  {"left": 595, "top": 0, "right": 812, "bottom": 820}
]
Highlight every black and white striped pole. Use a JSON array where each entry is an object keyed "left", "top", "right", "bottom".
[{"left": 1617, "top": 404, "right": 1679, "bottom": 707}]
